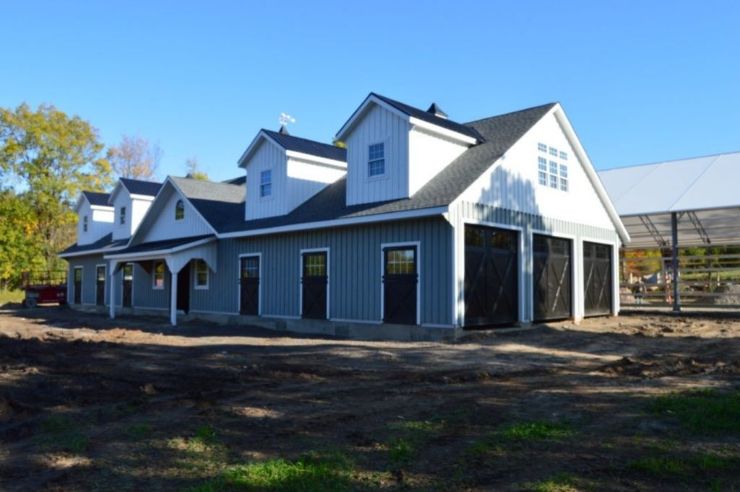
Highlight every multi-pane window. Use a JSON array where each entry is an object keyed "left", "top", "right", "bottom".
[
  {"left": 194, "top": 259, "right": 208, "bottom": 288},
  {"left": 537, "top": 144, "right": 569, "bottom": 192},
  {"left": 119, "top": 206, "right": 126, "bottom": 225},
  {"left": 83, "top": 215, "right": 88, "bottom": 232},
  {"left": 303, "top": 253, "right": 326, "bottom": 277},
  {"left": 260, "top": 170, "right": 272, "bottom": 197},
  {"left": 175, "top": 200, "right": 185, "bottom": 220},
  {"left": 241, "top": 256, "right": 259, "bottom": 279},
  {"left": 386, "top": 249, "right": 416, "bottom": 274},
  {"left": 368, "top": 143, "right": 385, "bottom": 177},
  {"left": 153, "top": 261, "right": 165, "bottom": 289}
]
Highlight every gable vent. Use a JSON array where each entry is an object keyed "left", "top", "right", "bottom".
[{"left": 426, "top": 103, "right": 448, "bottom": 119}]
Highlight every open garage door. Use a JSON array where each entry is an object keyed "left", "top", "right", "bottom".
[
  {"left": 533, "top": 234, "right": 572, "bottom": 322},
  {"left": 583, "top": 241, "right": 613, "bottom": 316},
  {"left": 464, "top": 225, "right": 519, "bottom": 327}
]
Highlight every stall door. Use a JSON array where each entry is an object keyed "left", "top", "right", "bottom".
[
  {"left": 383, "top": 246, "right": 418, "bottom": 325},
  {"left": 240, "top": 256, "right": 260, "bottom": 315},
  {"left": 533, "top": 234, "right": 572, "bottom": 321},
  {"left": 584, "top": 241, "right": 613, "bottom": 316},
  {"left": 301, "top": 251, "right": 327, "bottom": 319},
  {"left": 122, "top": 263, "right": 133, "bottom": 308},
  {"left": 464, "top": 225, "right": 519, "bottom": 327},
  {"left": 73, "top": 267, "right": 82, "bottom": 304},
  {"left": 96, "top": 266, "right": 106, "bottom": 306}
]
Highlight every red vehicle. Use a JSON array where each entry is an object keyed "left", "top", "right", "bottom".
[{"left": 21, "top": 271, "right": 67, "bottom": 307}]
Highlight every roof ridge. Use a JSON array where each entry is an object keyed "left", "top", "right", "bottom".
[
  {"left": 262, "top": 129, "right": 340, "bottom": 149},
  {"left": 600, "top": 148, "right": 740, "bottom": 172},
  {"left": 464, "top": 102, "right": 557, "bottom": 126}
]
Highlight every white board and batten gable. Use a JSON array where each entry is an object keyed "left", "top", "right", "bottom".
[
  {"left": 239, "top": 131, "right": 346, "bottom": 221},
  {"left": 336, "top": 94, "right": 475, "bottom": 207},
  {"left": 459, "top": 104, "right": 619, "bottom": 232},
  {"left": 134, "top": 179, "right": 213, "bottom": 244},
  {"left": 74, "top": 193, "right": 114, "bottom": 246},
  {"left": 110, "top": 183, "right": 156, "bottom": 241}
]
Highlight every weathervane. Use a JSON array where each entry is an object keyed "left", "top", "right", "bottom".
[{"left": 279, "top": 113, "right": 296, "bottom": 126}]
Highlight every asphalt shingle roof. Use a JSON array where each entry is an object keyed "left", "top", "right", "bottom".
[
  {"left": 262, "top": 130, "right": 346, "bottom": 162},
  {"left": 120, "top": 178, "right": 162, "bottom": 197},
  {"left": 170, "top": 177, "right": 245, "bottom": 234},
  {"left": 59, "top": 233, "right": 129, "bottom": 256},
  {"left": 111, "top": 234, "right": 214, "bottom": 255},
  {"left": 82, "top": 191, "right": 111, "bottom": 207}
]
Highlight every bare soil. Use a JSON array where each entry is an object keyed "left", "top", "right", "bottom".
[{"left": 0, "top": 307, "right": 738, "bottom": 491}]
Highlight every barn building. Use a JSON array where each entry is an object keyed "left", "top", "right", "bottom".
[{"left": 60, "top": 93, "right": 629, "bottom": 339}]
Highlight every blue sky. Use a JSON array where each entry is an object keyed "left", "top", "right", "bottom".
[{"left": 2, "top": 0, "right": 739, "bottom": 182}]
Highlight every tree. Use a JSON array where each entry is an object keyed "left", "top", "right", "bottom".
[
  {"left": 0, "top": 103, "right": 112, "bottom": 281},
  {"left": 185, "top": 157, "right": 209, "bottom": 181},
  {"left": 107, "top": 134, "right": 161, "bottom": 179}
]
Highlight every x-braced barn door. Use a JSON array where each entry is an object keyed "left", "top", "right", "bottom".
[
  {"left": 533, "top": 234, "right": 572, "bottom": 321},
  {"left": 464, "top": 225, "right": 519, "bottom": 327},
  {"left": 383, "top": 246, "right": 418, "bottom": 325},
  {"left": 122, "top": 263, "right": 133, "bottom": 308},
  {"left": 96, "top": 266, "right": 106, "bottom": 306},
  {"left": 584, "top": 241, "right": 613, "bottom": 316},
  {"left": 240, "top": 256, "right": 260, "bottom": 315},
  {"left": 301, "top": 251, "right": 327, "bottom": 319}
]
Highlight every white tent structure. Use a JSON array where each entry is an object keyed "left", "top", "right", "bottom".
[{"left": 599, "top": 150, "right": 740, "bottom": 311}]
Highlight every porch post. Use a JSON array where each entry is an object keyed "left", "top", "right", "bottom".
[
  {"left": 170, "top": 270, "right": 178, "bottom": 326},
  {"left": 671, "top": 212, "right": 680, "bottom": 313},
  {"left": 109, "top": 261, "right": 117, "bottom": 319}
]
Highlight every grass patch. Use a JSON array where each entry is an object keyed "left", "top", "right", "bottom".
[
  {"left": 526, "top": 473, "right": 580, "bottom": 492},
  {"left": 36, "top": 415, "right": 89, "bottom": 453},
  {"left": 649, "top": 389, "right": 740, "bottom": 434},
  {"left": 195, "top": 451, "right": 354, "bottom": 492},
  {"left": 385, "top": 419, "right": 447, "bottom": 468},
  {"left": 630, "top": 453, "right": 738, "bottom": 477},
  {"left": 169, "top": 425, "right": 227, "bottom": 474},
  {"left": 498, "top": 421, "right": 574, "bottom": 442}
]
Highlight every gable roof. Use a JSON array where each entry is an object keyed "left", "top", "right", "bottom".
[
  {"left": 335, "top": 92, "right": 483, "bottom": 143},
  {"left": 168, "top": 177, "right": 245, "bottom": 234},
  {"left": 238, "top": 130, "right": 346, "bottom": 167},
  {"left": 82, "top": 191, "right": 111, "bottom": 207},
  {"left": 58, "top": 233, "right": 128, "bottom": 258},
  {"left": 119, "top": 178, "right": 162, "bottom": 197}
]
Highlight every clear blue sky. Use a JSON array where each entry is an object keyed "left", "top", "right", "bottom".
[{"left": 2, "top": 1, "right": 739, "bottom": 182}]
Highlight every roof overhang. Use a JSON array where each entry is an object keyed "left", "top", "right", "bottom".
[
  {"left": 618, "top": 208, "right": 740, "bottom": 249},
  {"left": 104, "top": 236, "right": 216, "bottom": 260},
  {"left": 59, "top": 244, "right": 126, "bottom": 259},
  {"left": 238, "top": 130, "right": 281, "bottom": 168}
]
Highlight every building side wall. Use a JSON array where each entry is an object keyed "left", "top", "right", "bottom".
[
  {"left": 345, "top": 105, "right": 410, "bottom": 206},
  {"left": 244, "top": 140, "right": 289, "bottom": 220},
  {"left": 139, "top": 188, "right": 212, "bottom": 243},
  {"left": 77, "top": 202, "right": 114, "bottom": 246},
  {"left": 408, "top": 126, "right": 468, "bottom": 195},
  {"left": 66, "top": 255, "right": 107, "bottom": 306}
]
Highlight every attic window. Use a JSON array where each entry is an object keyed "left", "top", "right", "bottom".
[
  {"left": 175, "top": 200, "right": 185, "bottom": 220},
  {"left": 119, "top": 206, "right": 126, "bottom": 225},
  {"left": 537, "top": 143, "right": 547, "bottom": 153},
  {"left": 368, "top": 143, "right": 385, "bottom": 177},
  {"left": 260, "top": 170, "right": 272, "bottom": 197},
  {"left": 537, "top": 143, "right": 568, "bottom": 192},
  {"left": 83, "top": 215, "right": 88, "bottom": 232}
]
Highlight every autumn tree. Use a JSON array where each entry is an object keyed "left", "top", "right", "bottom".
[
  {"left": 107, "top": 134, "right": 161, "bottom": 179},
  {"left": 185, "top": 157, "right": 209, "bottom": 181},
  {"left": 0, "top": 103, "right": 112, "bottom": 284}
]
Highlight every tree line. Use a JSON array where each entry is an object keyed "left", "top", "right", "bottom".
[{"left": 0, "top": 103, "right": 208, "bottom": 289}]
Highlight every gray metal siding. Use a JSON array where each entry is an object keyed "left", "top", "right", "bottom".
[
  {"left": 66, "top": 255, "right": 107, "bottom": 305},
  {"left": 190, "top": 217, "right": 454, "bottom": 325},
  {"left": 132, "top": 262, "right": 170, "bottom": 309}
]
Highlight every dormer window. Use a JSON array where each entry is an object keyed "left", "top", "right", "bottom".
[
  {"left": 83, "top": 215, "right": 88, "bottom": 232},
  {"left": 260, "top": 170, "right": 272, "bottom": 197},
  {"left": 368, "top": 143, "right": 385, "bottom": 177},
  {"left": 119, "top": 206, "right": 126, "bottom": 225},
  {"left": 175, "top": 199, "right": 185, "bottom": 220}
]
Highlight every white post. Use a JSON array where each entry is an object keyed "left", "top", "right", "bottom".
[
  {"left": 109, "top": 266, "right": 116, "bottom": 319},
  {"left": 170, "top": 270, "right": 178, "bottom": 326}
]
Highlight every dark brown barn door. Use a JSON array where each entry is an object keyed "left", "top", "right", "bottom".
[
  {"left": 464, "top": 225, "right": 519, "bottom": 327},
  {"left": 177, "top": 263, "right": 190, "bottom": 313},
  {"left": 533, "top": 234, "right": 572, "bottom": 321},
  {"left": 240, "top": 256, "right": 260, "bottom": 315},
  {"left": 73, "top": 267, "right": 82, "bottom": 304},
  {"left": 383, "top": 246, "right": 418, "bottom": 325},
  {"left": 584, "top": 241, "right": 613, "bottom": 316},
  {"left": 122, "top": 263, "right": 133, "bottom": 307},
  {"left": 96, "top": 266, "right": 106, "bottom": 306},
  {"left": 301, "top": 251, "right": 327, "bottom": 319}
]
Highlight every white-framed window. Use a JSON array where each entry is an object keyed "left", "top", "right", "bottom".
[
  {"left": 537, "top": 143, "right": 569, "bottom": 192},
  {"left": 537, "top": 157, "right": 548, "bottom": 186},
  {"left": 175, "top": 199, "right": 185, "bottom": 220},
  {"left": 153, "top": 260, "right": 165, "bottom": 289},
  {"left": 549, "top": 146, "right": 558, "bottom": 157},
  {"left": 83, "top": 215, "right": 88, "bottom": 232},
  {"left": 537, "top": 142, "right": 547, "bottom": 152},
  {"left": 559, "top": 164, "right": 569, "bottom": 191},
  {"left": 194, "top": 259, "right": 208, "bottom": 289},
  {"left": 559, "top": 151, "right": 568, "bottom": 160},
  {"left": 368, "top": 143, "right": 385, "bottom": 177},
  {"left": 119, "top": 206, "right": 126, "bottom": 225},
  {"left": 260, "top": 170, "right": 272, "bottom": 197}
]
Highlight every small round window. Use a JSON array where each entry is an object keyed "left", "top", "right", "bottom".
[{"left": 175, "top": 199, "right": 185, "bottom": 220}]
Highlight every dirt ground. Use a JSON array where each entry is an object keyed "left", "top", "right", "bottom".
[{"left": 0, "top": 307, "right": 738, "bottom": 491}]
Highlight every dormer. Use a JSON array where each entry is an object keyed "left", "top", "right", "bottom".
[
  {"left": 335, "top": 93, "right": 481, "bottom": 206},
  {"left": 109, "top": 178, "right": 162, "bottom": 240},
  {"left": 238, "top": 127, "right": 346, "bottom": 221},
  {"left": 74, "top": 191, "right": 114, "bottom": 245}
]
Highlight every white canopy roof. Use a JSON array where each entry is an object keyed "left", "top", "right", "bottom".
[{"left": 599, "top": 151, "right": 740, "bottom": 248}]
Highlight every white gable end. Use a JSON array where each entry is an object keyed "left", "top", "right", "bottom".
[
  {"left": 408, "top": 126, "right": 468, "bottom": 196},
  {"left": 460, "top": 109, "right": 615, "bottom": 230},
  {"left": 244, "top": 138, "right": 288, "bottom": 220},
  {"left": 138, "top": 185, "right": 212, "bottom": 243},
  {"left": 76, "top": 200, "right": 114, "bottom": 245}
]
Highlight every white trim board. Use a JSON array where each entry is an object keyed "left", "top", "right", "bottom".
[{"left": 380, "top": 241, "right": 421, "bottom": 326}]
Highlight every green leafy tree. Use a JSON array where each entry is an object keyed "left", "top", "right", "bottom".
[{"left": 0, "top": 103, "right": 113, "bottom": 282}]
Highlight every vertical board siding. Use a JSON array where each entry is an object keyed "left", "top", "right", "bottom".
[
  {"left": 67, "top": 255, "right": 106, "bottom": 305},
  {"left": 132, "top": 263, "right": 170, "bottom": 309},
  {"left": 140, "top": 188, "right": 211, "bottom": 243},
  {"left": 189, "top": 217, "right": 454, "bottom": 325},
  {"left": 244, "top": 140, "right": 288, "bottom": 220}
]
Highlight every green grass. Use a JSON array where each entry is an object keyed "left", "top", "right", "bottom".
[
  {"left": 385, "top": 419, "right": 447, "bottom": 467},
  {"left": 526, "top": 473, "right": 580, "bottom": 492},
  {"left": 649, "top": 389, "right": 740, "bottom": 434},
  {"left": 36, "top": 415, "right": 89, "bottom": 453},
  {"left": 498, "top": 421, "right": 574, "bottom": 442},
  {"left": 0, "top": 289, "right": 23, "bottom": 306},
  {"left": 195, "top": 452, "right": 354, "bottom": 492}
]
